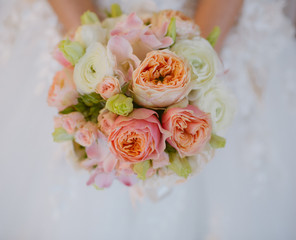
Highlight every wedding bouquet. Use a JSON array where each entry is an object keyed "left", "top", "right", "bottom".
[{"left": 48, "top": 4, "right": 235, "bottom": 190}]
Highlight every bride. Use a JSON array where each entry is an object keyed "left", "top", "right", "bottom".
[{"left": 0, "top": 0, "right": 295, "bottom": 239}]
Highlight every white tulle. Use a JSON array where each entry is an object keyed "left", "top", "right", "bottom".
[{"left": 0, "top": 0, "right": 296, "bottom": 239}]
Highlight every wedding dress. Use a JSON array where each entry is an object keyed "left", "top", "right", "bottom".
[{"left": 0, "top": 0, "right": 296, "bottom": 239}]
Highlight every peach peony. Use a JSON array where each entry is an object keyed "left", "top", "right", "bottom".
[
  {"left": 108, "top": 108, "right": 170, "bottom": 163},
  {"left": 132, "top": 50, "right": 191, "bottom": 108},
  {"left": 162, "top": 105, "right": 212, "bottom": 157},
  {"left": 48, "top": 68, "right": 78, "bottom": 111}
]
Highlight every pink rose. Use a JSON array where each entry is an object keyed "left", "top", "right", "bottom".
[
  {"left": 48, "top": 68, "right": 78, "bottom": 111},
  {"left": 54, "top": 112, "right": 85, "bottom": 134},
  {"left": 74, "top": 122, "right": 98, "bottom": 147},
  {"left": 162, "top": 105, "right": 212, "bottom": 157},
  {"left": 97, "top": 109, "right": 118, "bottom": 136},
  {"left": 108, "top": 108, "right": 170, "bottom": 163},
  {"left": 95, "top": 76, "right": 121, "bottom": 100}
]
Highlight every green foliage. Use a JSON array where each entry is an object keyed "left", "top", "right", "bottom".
[
  {"left": 80, "top": 11, "right": 99, "bottom": 25},
  {"left": 59, "top": 92, "right": 106, "bottom": 123},
  {"left": 58, "top": 39, "right": 85, "bottom": 65},
  {"left": 120, "top": 83, "right": 130, "bottom": 95},
  {"left": 52, "top": 128, "right": 73, "bottom": 142},
  {"left": 166, "top": 17, "right": 176, "bottom": 44},
  {"left": 133, "top": 160, "right": 152, "bottom": 180},
  {"left": 210, "top": 134, "right": 226, "bottom": 148},
  {"left": 110, "top": 3, "right": 122, "bottom": 18},
  {"left": 206, "top": 26, "right": 221, "bottom": 48},
  {"left": 164, "top": 142, "right": 177, "bottom": 154},
  {"left": 168, "top": 152, "right": 192, "bottom": 178},
  {"left": 72, "top": 141, "right": 87, "bottom": 161}
]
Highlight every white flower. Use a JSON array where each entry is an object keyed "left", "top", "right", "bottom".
[
  {"left": 74, "top": 42, "right": 115, "bottom": 94},
  {"left": 171, "top": 37, "right": 222, "bottom": 90},
  {"left": 74, "top": 23, "right": 107, "bottom": 47},
  {"left": 191, "top": 84, "right": 236, "bottom": 132}
]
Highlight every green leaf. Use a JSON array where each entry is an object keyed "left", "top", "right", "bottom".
[
  {"left": 210, "top": 134, "right": 226, "bottom": 148},
  {"left": 133, "top": 160, "right": 152, "bottom": 180},
  {"left": 164, "top": 142, "right": 177, "bottom": 154},
  {"left": 120, "top": 83, "right": 129, "bottom": 95},
  {"left": 52, "top": 128, "right": 73, "bottom": 142},
  {"left": 93, "top": 184, "right": 104, "bottom": 190},
  {"left": 206, "top": 26, "right": 221, "bottom": 48},
  {"left": 168, "top": 152, "right": 191, "bottom": 178},
  {"left": 73, "top": 141, "right": 87, "bottom": 161},
  {"left": 110, "top": 3, "right": 122, "bottom": 18},
  {"left": 58, "top": 93, "right": 105, "bottom": 123},
  {"left": 80, "top": 11, "right": 99, "bottom": 25},
  {"left": 80, "top": 92, "right": 102, "bottom": 106},
  {"left": 166, "top": 17, "right": 176, "bottom": 44},
  {"left": 104, "top": 9, "right": 112, "bottom": 18},
  {"left": 58, "top": 39, "right": 85, "bottom": 65},
  {"left": 88, "top": 105, "right": 101, "bottom": 123},
  {"left": 74, "top": 101, "right": 87, "bottom": 113},
  {"left": 59, "top": 106, "right": 76, "bottom": 114}
]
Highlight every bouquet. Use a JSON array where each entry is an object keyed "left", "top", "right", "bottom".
[{"left": 48, "top": 4, "right": 235, "bottom": 191}]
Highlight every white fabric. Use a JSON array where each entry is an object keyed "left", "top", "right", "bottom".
[{"left": 0, "top": 0, "right": 296, "bottom": 239}]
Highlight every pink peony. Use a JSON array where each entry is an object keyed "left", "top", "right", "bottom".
[
  {"left": 96, "top": 76, "right": 121, "bottom": 100},
  {"left": 107, "top": 36, "right": 140, "bottom": 82},
  {"left": 54, "top": 112, "right": 85, "bottom": 134},
  {"left": 110, "top": 13, "right": 173, "bottom": 59},
  {"left": 151, "top": 10, "right": 200, "bottom": 38},
  {"left": 108, "top": 108, "right": 170, "bottom": 163},
  {"left": 82, "top": 132, "right": 138, "bottom": 188},
  {"left": 84, "top": 131, "right": 118, "bottom": 173},
  {"left": 162, "top": 105, "right": 212, "bottom": 157},
  {"left": 48, "top": 68, "right": 78, "bottom": 111}
]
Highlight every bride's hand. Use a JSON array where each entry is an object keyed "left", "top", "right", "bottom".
[
  {"left": 48, "top": 0, "right": 97, "bottom": 33},
  {"left": 194, "top": 0, "right": 244, "bottom": 53}
]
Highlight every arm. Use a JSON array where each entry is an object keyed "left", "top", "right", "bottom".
[
  {"left": 48, "top": 0, "right": 97, "bottom": 33},
  {"left": 194, "top": 0, "right": 244, "bottom": 52}
]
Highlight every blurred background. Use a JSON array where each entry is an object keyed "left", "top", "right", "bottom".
[{"left": 0, "top": 0, "right": 296, "bottom": 239}]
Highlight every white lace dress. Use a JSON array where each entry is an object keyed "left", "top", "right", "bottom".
[{"left": 0, "top": 0, "right": 296, "bottom": 239}]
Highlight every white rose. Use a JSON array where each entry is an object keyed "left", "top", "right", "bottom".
[
  {"left": 74, "top": 42, "right": 115, "bottom": 94},
  {"left": 74, "top": 23, "right": 107, "bottom": 47},
  {"left": 191, "top": 84, "right": 236, "bottom": 132},
  {"left": 171, "top": 37, "right": 222, "bottom": 90}
]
